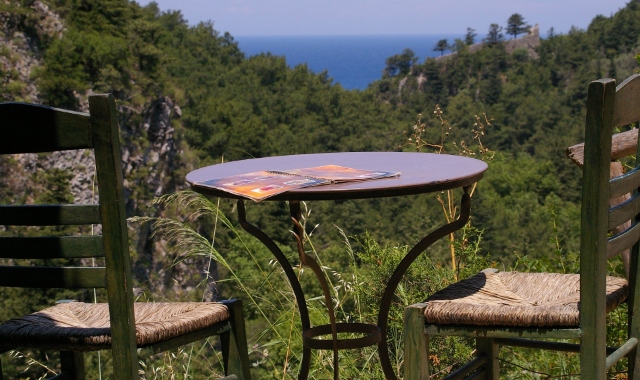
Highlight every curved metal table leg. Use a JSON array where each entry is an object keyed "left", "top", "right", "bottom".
[
  {"left": 238, "top": 187, "right": 472, "bottom": 380},
  {"left": 288, "top": 201, "right": 382, "bottom": 379},
  {"left": 377, "top": 187, "right": 472, "bottom": 380},
  {"left": 238, "top": 200, "right": 382, "bottom": 380},
  {"left": 289, "top": 201, "right": 340, "bottom": 379},
  {"left": 237, "top": 200, "right": 312, "bottom": 380}
]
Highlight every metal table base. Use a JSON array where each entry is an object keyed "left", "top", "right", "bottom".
[{"left": 237, "top": 186, "right": 471, "bottom": 380}]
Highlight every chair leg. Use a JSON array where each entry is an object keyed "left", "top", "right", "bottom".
[
  {"left": 60, "top": 351, "right": 85, "bottom": 380},
  {"left": 476, "top": 338, "right": 498, "bottom": 380},
  {"left": 220, "top": 299, "right": 251, "bottom": 380},
  {"left": 403, "top": 303, "right": 429, "bottom": 380},
  {"left": 630, "top": 307, "right": 640, "bottom": 380},
  {"left": 630, "top": 345, "right": 640, "bottom": 380}
]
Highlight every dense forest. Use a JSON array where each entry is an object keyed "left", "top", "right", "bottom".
[{"left": 1, "top": 0, "right": 639, "bottom": 378}]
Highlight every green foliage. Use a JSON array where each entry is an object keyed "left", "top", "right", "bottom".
[
  {"left": 475, "top": 153, "right": 581, "bottom": 266},
  {"left": 484, "top": 23, "right": 504, "bottom": 44},
  {"left": 433, "top": 39, "right": 449, "bottom": 56},
  {"left": 506, "top": 13, "right": 530, "bottom": 39},
  {"left": 384, "top": 48, "right": 418, "bottom": 77},
  {"left": 464, "top": 27, "right": 476, "bottom": 45}
]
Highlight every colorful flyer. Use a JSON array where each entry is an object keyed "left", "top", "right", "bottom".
[{"left": 196, "top": 165, "right": 400, "bottom": 201}]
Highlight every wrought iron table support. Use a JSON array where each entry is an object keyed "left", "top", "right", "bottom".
[
  {"left": 237, "top": 200, "right": 312, "bottom": 380},
  {"left": 238, "top": 189, "right": 471, "bottom": 380},
  {"left": 377, "top": 187, "right": 472, "bottom": 380},
  {"left": 290, "top": 201, "right": 382, "bottom": 379},
  {"left": 238, "top": 200, "right": 382, "bottom": 380}
]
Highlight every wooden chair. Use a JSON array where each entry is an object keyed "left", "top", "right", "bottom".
[
  {"left": 0, "top": 94, "right": 251, "bottom": 379},
  {"left": 403, "top": 75, "right": 640, "bottom": 380}
]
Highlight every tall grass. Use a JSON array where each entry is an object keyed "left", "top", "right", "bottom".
[{"left": 132, "top": 190, "right": 494, "bottom": 379}]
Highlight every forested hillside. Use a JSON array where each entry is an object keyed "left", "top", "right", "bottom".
[
  {"left": 377, "top": 2, "right": 640, "bottom": 260},
  {"left": 1, "top": 0, "right": 639, "bottom": 377}
]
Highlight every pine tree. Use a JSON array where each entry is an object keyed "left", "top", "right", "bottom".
[
  {"left": 484, "top": 24, "right": 504, "bottom": 44},
  {"left": 506, "top": 13, "right": 530, "bottom": 39},
  {"left": 433, "top": 39, "right": 449, "bottom": 56},
  {"left": 465, "top": 28, "right": 477, "bottom": 45}
]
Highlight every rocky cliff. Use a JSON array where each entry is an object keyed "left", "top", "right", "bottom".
[
  {"left": 436, "top": 24, "right": 541, "bottom": 62},
  {"left": 0, "top": 1, "right": 203, "bottom": 299}
]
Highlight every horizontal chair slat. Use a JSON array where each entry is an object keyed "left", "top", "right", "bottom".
[
  {"left": 609, "top": 193, "right": 640, "bottom": 230},
  {"left": 424, "top": 324, "right": 582, "bottom": 339},
  {"left": 0, "top": 205, "right": 100, "bottom": 226},
  {"left": 0, "top": 266, "right": 106, "bottom": 288},
  {"left": 494, "top": 337, "right": 622, "bottom": 355},
  {"left": 138, "top": 321, "right": 232, "bottom": 358},
  {"left": 443, "top": 355, "right": 486, "bottom": 380},
  {"left": 610, "top": 167, "right": 640, "bottom": 199},
  {"left": 606, "top": 337, "right": 638, "bottom": 369},
  {"left": 608, "top": 222, "right": 640, "bottom": 258},
  {"left": 613, "top": 74, "right": 640, "bottom": 128},
  {"left": 0, "top": 103, "right": 91, "bottom": 154},
  {"left": 0, "top": 236, "right": 104, "bottom": 259}
]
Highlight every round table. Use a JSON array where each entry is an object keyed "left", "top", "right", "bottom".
[{"left": 187, "top": 152, "right": 488, "bottom": 380}]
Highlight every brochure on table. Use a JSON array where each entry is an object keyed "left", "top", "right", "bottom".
[{"left": 195, "top": 164, "right": 400, "bottom": 201}]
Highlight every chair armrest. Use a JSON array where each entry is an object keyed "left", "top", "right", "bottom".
[{"left": 566, "top": 128, "right": 638, "bottom": 168}]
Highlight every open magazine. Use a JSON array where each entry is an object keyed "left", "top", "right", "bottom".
[{"left": 195, "top": 165, "right": 400, "bottom": 201}]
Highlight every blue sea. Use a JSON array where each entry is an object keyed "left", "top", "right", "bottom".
[{"left": 236, "top": 35, "right": 460, "bottom": 90}]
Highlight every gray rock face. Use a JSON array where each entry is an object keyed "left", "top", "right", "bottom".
[
  {"left": 0, "top": 2, "right": 196, "bottom": 298},
  {"left": 124, "top": 96, "right": 181, "bottom": 199},
  {"left": 0, "top": 0, "right": 64, "bottom": 102}
]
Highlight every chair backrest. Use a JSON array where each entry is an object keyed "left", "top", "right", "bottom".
[
  {"left": 581, "top": 74, "right": 640, "bottom": 360},
  {"left": 0, "top": 94, "right": 138, "bottom": 377},
  {"left": 581, "top": 75, "right": 640, "bottom": 273}
]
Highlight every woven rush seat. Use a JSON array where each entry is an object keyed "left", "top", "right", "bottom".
[
  {"left": 0, "top": 302, "right": 231, "bottom": 351},
  {"left": 423, "top": 271, "right": 628, "bottom": 327}
]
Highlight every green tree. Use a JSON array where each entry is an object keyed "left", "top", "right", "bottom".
[
  {"left": 484, "top": 23, "right": 504, "bottom": 44},
  {"left": 452, "top": 38, "right": 467, "bottom": 53},
  {"left": 547, "top": 26, "right": 556, "bottom": 38},
  {"left": 506, "top": 13, "right": 530, "bottom": 39},
  {"left": 383, "top": 48, "right": 418, "bottom": 77},
  {"left": 465, "top": 27, "right": 477, "bottom": 45},
  {"left": 433, "top": 38, "right": 449, "bottom": 56}
]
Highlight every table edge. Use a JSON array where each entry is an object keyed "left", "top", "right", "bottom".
[{"left": 189, "top": 171, "right": 485, "bottom": 201}]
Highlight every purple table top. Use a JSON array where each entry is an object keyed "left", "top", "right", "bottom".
[{"left": 187, "top": 152, "right": 488, "bottom": 201}]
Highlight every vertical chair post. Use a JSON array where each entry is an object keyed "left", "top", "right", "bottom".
[
  {"left": 221, "top": 299, "right": 251, "bottom": 380},
  {"left": 476, "top": 338, "right": 498, "bottom": 380},
  {"left": 580, "top": 78, "right": 616, "bottom": 379},
  {"left": 60, "top": 351, "right": 85, "bottom": 380},
  {"left": 89, "top": 94, "right": 139, "bottom": 379},
  {"left": 628, "top": 127, "right": 640, "bottom": 380},
  {"left": 630, "top": 241, "right": 640, "bottom": 380},
  {"left": 403, "top": 303, "right": 429, "bottom": 380}
]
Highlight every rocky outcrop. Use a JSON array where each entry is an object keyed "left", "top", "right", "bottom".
[
  {"left": 503, "top": 24, "right": 540, "bottom": 59},
  {"left": 435, "top": 24, "right": 541, "bottom": 62},
  {"left": 0, "top": 1, "right": 196, "bottom": 297},
  {"left": 400, "top": 25, "right": 541, "bottom": 98},
  {"left": 122, "top": 96, "right": 182, "bottom": 201},
  {"left": 0, "top": 0, "right": 63, "bottom": 102}
]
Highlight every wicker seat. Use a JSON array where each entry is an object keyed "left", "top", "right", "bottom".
[
  {"left": 0, "top": 302, "right": 232, "bottom": 350},
  {"left": 423, "top": 271, "right": 628, "bottom": 327},
  {"left": 403, "top": 75, "right": 640, "bottom": 380},
  {"left": 0, "top": 95, "right": 251, "bottom": 379}
]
